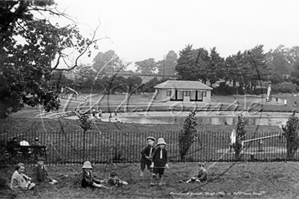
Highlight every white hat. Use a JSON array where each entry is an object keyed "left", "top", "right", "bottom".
[
  {"left": 82, "top": 161, "right": 92, "bottom": 169},
  {"left": 157, "top": 138, "right": 167, "bottom": 145}
]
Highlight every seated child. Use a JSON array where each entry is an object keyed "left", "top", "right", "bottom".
[
  {"left": 106, "top": 172, "right": 128, "bottom": 187},
  {"left": 33, "top": 157, "right": 58, "bottom": 185},
  {"left": 80, "top": 161, "right": 110, "bottom": 189},
  {"left": 10, "top": 163, "right": 35, "bottom": 190},
  {"left": 185, "top": 163, "right": 208, "bottom": 183}
]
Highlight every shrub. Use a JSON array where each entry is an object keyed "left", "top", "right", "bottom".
[
  {"left": 233, "top": 114, "right": 247, "bottom": 160},
  {"left": 282, "top": 112, "right": 299, "bottom": 160},
  {"left": 178, "top": 111, "right": 197, "bottom": 161}
]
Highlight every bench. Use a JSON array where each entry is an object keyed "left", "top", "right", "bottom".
[{"left": 18, "top": 145, "right": 47, "bottom": 160}]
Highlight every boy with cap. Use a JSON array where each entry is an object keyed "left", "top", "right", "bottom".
[
  {"left": 80, "top": 161, "right": 110, "bottom": 189},
  {"left": 10, "top": 163, "right": 35, "bottom": 190},
  {"left": 150, "top": 138, "right": 169, "bottom": 186},
  {"left": 184, "top": 163, "right": 208, "bottom": 183},
  {"left": 33, "top": 157, "right": 58, "bottom": 185},
  {"left": 106, "top": 172, "right": 128, "bottom": 187},
  {"left": 140, "top": 136, "right": 156, "bottom": 177}
]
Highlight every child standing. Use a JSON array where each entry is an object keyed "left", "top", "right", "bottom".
[
  {"left": 140, "top": 136, "right": 156, "bottom": 177},
  {"left": 185, "top": 163, "right": 208, "bottom": 183},
  {"left": 80, "top": 161, "right": 110, "bottom": 189},
  {"left": 150, "top": 138, "right": 169, "bottom": 186},
  {"left": 33, "top": 157, "right": 58, "bottom": 185},
  {"left": 10, "top": 163, "right": 35, "bottom": 190},
  {"left": 106, "top": 172, "right": 128, "bottom": 187}
]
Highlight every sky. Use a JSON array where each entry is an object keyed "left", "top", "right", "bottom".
[{"left": 53, "top": 0, "right": 299, "bottom": 70}]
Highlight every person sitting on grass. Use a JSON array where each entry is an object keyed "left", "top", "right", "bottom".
[
  {"left": 140, "top": 136, "right": 156, "bottom": 177},
  {"left": 10, "top": 163, "right": 35, "bottom": 190},
  {"left": 180, "top": 163, "right": 208, "bottom": 183},
  {"left": 106, "top": 172, "right": 128, "bottom": 187},
  {"left": 33, "top": 157, "right": 58, "bottom": 185},
  {"left": 150, "top": 138, "right": 169, "bottom": 186},
  {"left": 80, "top": 161, "right": 110, "bottom": 189}
]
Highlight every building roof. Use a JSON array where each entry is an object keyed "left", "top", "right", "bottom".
[{"left": 154, "top": 80, "right": 213, "bottom": 90}]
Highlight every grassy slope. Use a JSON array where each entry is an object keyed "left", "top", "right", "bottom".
[{"left": 0, "top": 162, "right": 298, "bottom": 199}]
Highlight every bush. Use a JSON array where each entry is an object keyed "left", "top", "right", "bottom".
[
  {"left": 282, "top": 113, "right": 299, "bottom": 160},
  {"left": 272, "top": 82, "right": 299, "bottom": 93},
  {"left": 178, "top": 111, "right": 197, "bottom": 161}
]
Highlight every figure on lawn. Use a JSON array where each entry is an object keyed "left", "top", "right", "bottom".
[
  {"left": 150, "top": 138, "right": 169, "bottom": 186},
  {"left": 80, "top": 161, "right": 110, "bottom": 189},
  {"left": 140, "top": 136, "right": 156, "bottom": 177}
]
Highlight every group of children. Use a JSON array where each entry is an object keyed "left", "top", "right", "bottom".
[
  {"left": 140, "top": 136, "right": 208, "bottom": 186},
  {"left": 10, "top": 157, "right": 57, "bottom": 191},
  {"left": 9, "top": 136, "right": 208, "bottom": 191}
]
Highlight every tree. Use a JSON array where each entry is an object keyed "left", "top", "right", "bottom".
[
  {"left": 207, "top": 47, "right": 224, "bottom": 86},
  {"left": 126, "top": 76, "right": 142, "bottom": 93},
  {"left": 281, "top": 113, "right": 299, "bottom": 160},
  {"left": 233, "top": 114, "right": 247, "bottom": 160},
  {"left": 291, "top": 61, "right": 299, "bottom": 85},
  {"left": 92, "top": 50, "right": 121, "bottom": 73},
  {"left": 0, "top": 0, "right": 100, "bottom": 118},
  {"left": 178, "top": 111, "right": 197, "bottom": 161},
  {"left": 74, "top": 65, "right": 96, "bottom": 92},
  {"left": 175, "top": 45, "right": 197, "bottom": 80},
  {"left": 157, "top": 50, "right": 178, "bottom": 75},
  {"left": 135, "top": 58, "right": 157, "bottom": 74},
  {"left": 266, "top": 45, "right": 299, "bottom": 84}
]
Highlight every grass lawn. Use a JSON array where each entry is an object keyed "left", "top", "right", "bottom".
[{"left": 0, "top": 162, "right": 298, "bottom": 199}]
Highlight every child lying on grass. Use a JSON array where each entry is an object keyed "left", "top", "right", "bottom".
[
  {"left": 80, "top": 161, "right": 110, "bottom": 189},
  {"left": 10, "top": 163, "right": 35, "bottom": 190},
  {"left": 105, "top": 172, "right": 128, "bottom": 187}
]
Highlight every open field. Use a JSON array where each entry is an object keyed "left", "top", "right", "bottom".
[
  {"left": 9, "top": 94, "right": 298, "bottom": 120},
  {"left": 0, "top": 162, "right": 298, "bottom": 199}
]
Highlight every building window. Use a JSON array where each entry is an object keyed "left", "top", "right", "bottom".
[
  {"left": 167, "top": 89, "right": 171, "bottom": 96},
  {"left": 203, "top": 91, "right": 207, "bottom": 97},
  {"left": 183, "top": 91, "right": 190, "bottom": 96}
]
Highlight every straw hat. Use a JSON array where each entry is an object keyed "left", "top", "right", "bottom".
[
  {"left": 157, "top": 138, "right": 167, "bottom": 145},
  {"left": 146, "top": 136, "right": 155, "bottom": 141},
  {"left": 82, "top": 161, "right": 92, "bottom": 169}
]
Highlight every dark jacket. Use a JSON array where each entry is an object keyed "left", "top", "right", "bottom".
[
  {"left": 196, "top": 168, "right": 208, "bottom": 181},
  {"left": 151, "top": 147, "right": 168, "bottom": 167},
  {"left": 81, "top": 170, "right": 101, "bottom": 188},
  {"left": 141, "top": 145, "right": 155, "bottom": 161},
  {"left": 33, "top": 164, "right": 51, "bottom": 182}
]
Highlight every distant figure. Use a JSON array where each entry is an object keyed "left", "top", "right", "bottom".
[
  {"left": 284, "top": 99, "right": 287, "bottom": 106},
  {"left": 98, "top": 109, "right": 102, "bottom": 118},
  {"left": 294, "top": 101, "right": 298, "bottom": 107},
  {"left": 7, "top": 137, "right": 19, "bottom": 157},
  {"left": 276, "top": 97, "right": 278, "bottom": 103},
  {"left": 92, "top": 108, "right": 96, "bottom": 117},
  {"left": 229, "top": 129, "right": 236, "bottom": 152}
]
